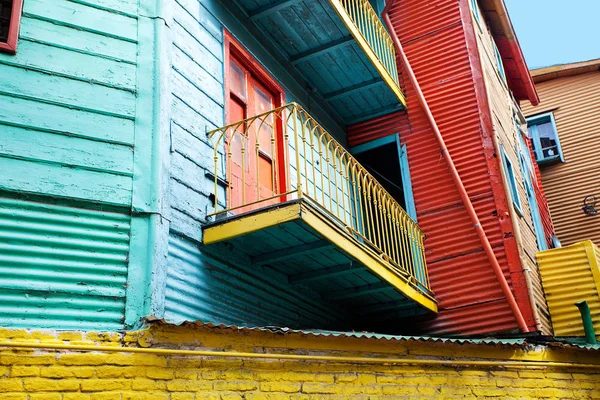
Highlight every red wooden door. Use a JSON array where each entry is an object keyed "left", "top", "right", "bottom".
[{"left": 227, "top": 58, "right": 278, "bottom": 212}]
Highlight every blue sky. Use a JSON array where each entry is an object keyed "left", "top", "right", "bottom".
[{"left": 505, "top": 0, "right": 600, "bottom": 69}]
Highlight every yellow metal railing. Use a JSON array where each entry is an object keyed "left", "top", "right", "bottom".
[
  {"left": 207, "top": 103, "right": 430, "bottom": 291},
  {"left": 330, "top": 0, "right": 406, "bottom": 106}
]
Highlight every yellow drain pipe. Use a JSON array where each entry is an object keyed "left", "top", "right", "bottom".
[{"left": 0, "top": 341, "right": 598, "bottom": 370}]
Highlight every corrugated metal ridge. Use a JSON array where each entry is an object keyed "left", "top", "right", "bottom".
[
  {"left": 145, "top": 317, "right": 600, "bottom": 350},
  {"left": 145, "top": 317, "right": 526, "bottom": 345}
]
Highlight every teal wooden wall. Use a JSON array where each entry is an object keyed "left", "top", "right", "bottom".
[
  {"left": 161, "top": 0, "right": 351, "bottom": 329},
  {"left": 0, "top": 0, "right": 140, "bottom": 329},
  {"left": 0, "top": 0, "right": 357, "bottom": 331}
]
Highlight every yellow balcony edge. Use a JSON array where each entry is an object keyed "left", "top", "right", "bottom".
[
  {"left": 299, "top": 203, "right": 438, "bottom": 313},
  {"left": 202, "top": 203, "right": 303, "bottom": 245},
  {"left": 203, "top": 201, "right": 437, "bottom": 313},
  {"left": 329, "top": 0, "right": 407, "bottom": 108}
]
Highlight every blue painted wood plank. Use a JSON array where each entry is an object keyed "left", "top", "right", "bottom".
[
  {"left": 173, "top": 1, "right": 223, "bottom": 60},
  {"left": 172, "top": 22, "right": 223, "bottom": 82},
  {"left": 0, "top": 64, "right": 136, "bottom": 118},
  {"left": 23, "top": 0, "right": 138, "bottom": 42},
  {"left": 169, "top": 179, "right": 208, "bottom": 225},
  {"left": 0, "top": 94, "right": 135, "bottom": 145},
  {"left": 70, "top": 0, "right": 138, "bottom": 17},
  {"left": 172, "top": 46, "right": 224, "bottom": 106},
  {"left": 0, "top": 157, "right": 132, "bottom": 206},
  {"left": 171, "top": 97, "right": 221, "bottom": 140},
  {"left": 169, "top": 208, "right": 204, "bottom": 243},
  {"left": 171, "top": 68, "right": 224, "bottom": 128},
  {"left": 0, "top": 40, "right": 136, "bottom": 90},
  {"left": 19, "top": 17, "right": 137, "bottom": 63},
  {"left": 176, "top": 0, "right": 223, "bottom": 43},
  {"left": 0, "top": 124, "right": 133, "bottom": 176}
]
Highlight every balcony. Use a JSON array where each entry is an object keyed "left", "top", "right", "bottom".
[
  {"left": 232, "top": 0, "right": 405, "bottom": 124},
  {"left": 203, "top": 103, "right": 437, "bottom": 324}
]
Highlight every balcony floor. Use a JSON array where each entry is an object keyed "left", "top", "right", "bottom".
[
  {"left": 232, "top": 0, "right": 405, "bottom": 124},
  {"left": 203, "top": 199, "right": 437, "bottom": 324}
]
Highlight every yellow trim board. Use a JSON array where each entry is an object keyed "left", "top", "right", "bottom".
[
  {"left": 203, "top": 201, "right": 437, "bottom": 313},
  {"left": 203, "top": 203, "right": 302, "bottom": 245},
  {"left": 328, "top": 0, "right": 407, "bottom": 108}
]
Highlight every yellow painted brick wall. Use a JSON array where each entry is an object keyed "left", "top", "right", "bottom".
[{"left": 0, "top": 326, "right": 599, "bottom": 399}]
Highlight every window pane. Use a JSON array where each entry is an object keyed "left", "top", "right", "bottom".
[
  {"left": 536, "top": 121, "right": 559, "bottom": 158},
  {"left": 229, "top": 61, "right": 246, "bottom": 99},
  {"left": 0, "top": 0, "right": 13, "bottom": 43},
  {"left": 527, "top": 126, "right": 539, "bottom": 157},
  {"left": 253, "top": 85, "right": 274, "bottom": 156}
]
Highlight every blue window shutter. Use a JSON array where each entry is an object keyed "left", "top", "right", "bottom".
[
  {"left": 501, "top": 146, "right": 523, "bottom": 216},
  {"left": 517, "top": 135, "right": 548, "bottom": 250},
  {"left": 398, "top": 140, "right": 417, "bottom": 222}
]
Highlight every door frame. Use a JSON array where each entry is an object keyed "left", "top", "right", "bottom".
[
  {"left": 350, "top": 134, "right": 418, "bottom": 222},
  {"left": 223, "top": 30, "right": 287, "bottom": 203}
]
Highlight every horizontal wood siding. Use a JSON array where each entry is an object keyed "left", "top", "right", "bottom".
[
  {"left": 0, "top": 0, "right": 137, "bottom": 207},
  {"left": 521, "top": 71, "right": 600, "bottom": 247},
  {"left": 164, "top": 0, "right": 350, "bottom": 328},
  {"left": 0, "top": 0, "right": 138, "bottom": 329}
]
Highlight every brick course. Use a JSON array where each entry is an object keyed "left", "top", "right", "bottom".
[{"left": 0, "top": 328, "right": 598, "bottom": 399}]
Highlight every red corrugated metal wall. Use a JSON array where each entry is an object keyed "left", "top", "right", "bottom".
[
  {"left": 347, "top": 110, "right": 409, "bottom": 147},
  {"left": 348, "top": 0, "right": 537, "bottom": 335}
]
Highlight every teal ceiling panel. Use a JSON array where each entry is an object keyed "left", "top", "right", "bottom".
[{"left": 233, "top": 0, "right": 405, "bottom": 124}]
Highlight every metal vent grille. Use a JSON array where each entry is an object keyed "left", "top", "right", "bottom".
[{"left": 0, "top": 0, "right": 12, "bottom": 43}]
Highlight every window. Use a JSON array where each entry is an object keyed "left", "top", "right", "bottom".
[
  {"left": 351, "top": 134, "right": 417, "bottom": 222},
  {"left": 526, "top": 112, "right": 564, "bottom": 164},
  {"left": 493, "top": 41, "right": 507, "bottom": 83},
  {"left": 0, "top": 0, "right": 23, "bottom": 54},
  {"left": 501, "top": 146, "right": 523, "bottom": 216},
  {"left": 517, "top": 131, "right": 548, "bottom": 251},
  {"left": 470, "top": 0, "right": 481, "bottom": 25}
]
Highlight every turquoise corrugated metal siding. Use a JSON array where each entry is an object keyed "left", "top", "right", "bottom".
[
  {"left": 0, "top": 0, "right": 138, "bottom": 329},
  {"left": 0, "top": 196, "right": 130, "bottom": 330},
  {"left": 164, "top": 233, "right": 347, "bottom": 329}
]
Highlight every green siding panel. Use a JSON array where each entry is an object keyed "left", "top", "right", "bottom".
[
  {"left": 0, "top": 196, "right": 130, "bottom": 330},
  {"left": 19, "top": 16, "right": 137, "bottom": 63}
]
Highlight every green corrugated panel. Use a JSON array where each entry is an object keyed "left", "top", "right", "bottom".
[{"left": 0, "top": 196, "right": 130, "bottom": 330}]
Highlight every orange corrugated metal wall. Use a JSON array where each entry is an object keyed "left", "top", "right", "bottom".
[{"left": 348, "top": 0, "right": 536, "bottom": 335}]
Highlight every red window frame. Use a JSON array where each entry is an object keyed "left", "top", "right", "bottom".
[
  {"left": 223, "top": 30, "right": 288, "bottom": 202},
  {"left": 0, "top": 0, "right": 23, "bottom": 54}
]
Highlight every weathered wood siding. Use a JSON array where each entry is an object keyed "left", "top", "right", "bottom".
[
  {"left": 473, "top": 5, "right": 552, "bottom": 334},
  {"left": 163, "top": 0, "right": 350, "bottom": 328},
  {"left": 521, "top": 71, "right": 600, "bottom": 246},
  {"left": 0, "top": 0, "right": 138, "bottom": 329}
]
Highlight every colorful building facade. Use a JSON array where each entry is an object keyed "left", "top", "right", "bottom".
[
  {"left": 0, "top": 0, "right": 560, "bottom": 336},
  {"left": 2, "top": 0, "right": 600, "bottom": 397},
  {"left": 521, "top": 59, "right": 600, "bottom": 247}
]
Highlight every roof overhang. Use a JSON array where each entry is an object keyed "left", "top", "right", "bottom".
[
  {"left": 530, "top": 58, "right": 600, "bottom": 83},
  {"left": 480, "top": 0, "right": 539, "bottom": 106}
]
